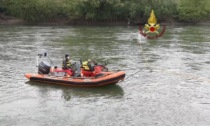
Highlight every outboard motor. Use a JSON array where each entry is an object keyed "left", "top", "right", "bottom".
[{"left": 38, "top": 61, "right": 51, "bottom": 74}]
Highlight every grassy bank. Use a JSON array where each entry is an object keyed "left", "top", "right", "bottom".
[{"left": 0, "top": 0, "right": 210, "bottom": 24}]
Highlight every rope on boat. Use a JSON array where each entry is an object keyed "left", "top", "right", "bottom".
[
  {"left": 121, "top": 35, "right": 150, "bottom": 81},
  {"left": 137, "top": 39, "right": 150, "bottom": 68},
  {"left": 124, "top": 68, "right": 143, "bottom": 81}
]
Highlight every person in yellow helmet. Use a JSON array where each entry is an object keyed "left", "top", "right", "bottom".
[
  {"left": 82, "top": 59, "right": 95, "bottom": 71},
  {"left": 81, "top": 59, "right": 106, "bottom": 77}
]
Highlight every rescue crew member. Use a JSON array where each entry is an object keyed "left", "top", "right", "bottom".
[
  {"left": 62, "top": 54, "right": 71, "bottom": 69},
  {"left": 62, "top": 54, "right": 73, "bottom": 76},
  {"left": 82, "top": 59, "right": 104, "bottom": 77},
  {"left": 82, "top": 59, "right": 95, "bottom": 71}
]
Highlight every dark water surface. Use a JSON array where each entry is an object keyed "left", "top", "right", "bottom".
[{"left": 1, "top": 25, "right": 210, "bottom": 126}]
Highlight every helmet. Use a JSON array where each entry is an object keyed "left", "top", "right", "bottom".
[{"left": 65, "top": 54, "right": 69, "bottom": 58}]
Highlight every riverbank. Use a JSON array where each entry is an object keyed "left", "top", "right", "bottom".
[
  {"left": 0, "top": 13, "right": 24, "bottom": 25},
  {"left": 1, "top": 0, "right": 210, "bottom": 26},
  {"left": 0, "top": 15, "right": 128, "bottom": 26},
  {"left": 0, "top": 14, "right": 210, "bottom": 26}
]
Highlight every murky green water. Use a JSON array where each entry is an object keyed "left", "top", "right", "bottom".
[{"left": 1, "top": 25, "right": 210, "bottom": 126}]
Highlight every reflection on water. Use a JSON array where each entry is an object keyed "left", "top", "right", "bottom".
[{"left": 26, "top": 81, "right": 124, "bottom": 101}]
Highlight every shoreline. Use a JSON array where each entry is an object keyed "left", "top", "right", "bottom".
[{"left": 0, "top": 14, "right": 210, "bottom": 26}]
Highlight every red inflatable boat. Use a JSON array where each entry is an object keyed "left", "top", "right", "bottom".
[
  {"left": 25, "top": 60, "right": 125, "bottom": 87},
  {"left": 25, "top": 71, "right": 125, "bottom": 87}
]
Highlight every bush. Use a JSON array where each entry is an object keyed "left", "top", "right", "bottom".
[
  {"left": 1, "top": 0, "right": 74, "bottom": 22},
  {"left": 126, "top": 0, "right": 178, "bottom": 23},
  {"left": 177, "top": 0, "right": 210, "bottom": 23},
  {"left": 1, "top": 0, "right": 209, "bottom": 23},
  {"left": 71, "top": 0, "right": 129, "bottom": 21}
]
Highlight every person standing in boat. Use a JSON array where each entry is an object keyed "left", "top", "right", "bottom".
[{"left": 62, "top": 54, "right": 73, "bottom": 76}]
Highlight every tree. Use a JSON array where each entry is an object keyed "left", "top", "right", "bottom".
[{"left": 177, "top": 0, "right": 210, "bottom": 23}]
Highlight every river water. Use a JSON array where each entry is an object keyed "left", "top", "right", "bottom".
[{"left": 0, "top": 25, "right": 210, "bottom": 126}]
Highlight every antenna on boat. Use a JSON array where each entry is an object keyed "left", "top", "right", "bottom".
[
  {"left": 44, "top": 52, "right": 54, "bottom": 66},
  {"left": 104, "top": 61, "right": 107, "bottom": 66},
  {"left": 36, "top": 52, "right": 54, "bottom": 67},
  {"left": 79, "top": 59, "right": 83, "bottom": 65},
  {"left": 36, "top": 53, "right": 43, "bottom": 67}
]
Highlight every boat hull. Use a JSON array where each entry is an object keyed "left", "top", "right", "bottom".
[{"left": 24, "top": 71, "right": 125, "bottom": 87}]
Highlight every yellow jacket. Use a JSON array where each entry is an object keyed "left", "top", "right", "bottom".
[{"left": 82, "top": 61, "right": 90, "bottom": 70}]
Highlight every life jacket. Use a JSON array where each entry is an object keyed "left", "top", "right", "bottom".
[
  {"left": 62, "top": 59, "right": 71, "bottom": 69},
  {"left": 82, "top": 61, "right": 90, "bottom": 70}
]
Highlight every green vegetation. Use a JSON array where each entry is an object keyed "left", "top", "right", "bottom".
[
  {"left": 0, "top": 0, "right": 74, "bottom": 22},
  {"left": 0, "top": 0, "right": 209, "bottom": 23},
  {"left": 177, "top": 0, "right": 210, "bottom": 23}
]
